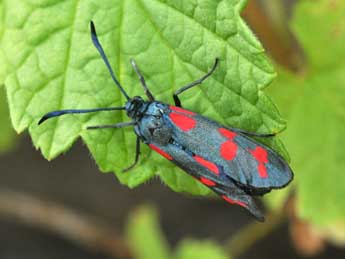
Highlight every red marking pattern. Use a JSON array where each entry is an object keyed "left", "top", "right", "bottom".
[
  {"left": 149, "top": 144, "right": 173, "bottom": 160},
  {"left": 169, "top": 105, "right": 195, "bottom": 115},
  {"left": 250, "top": 146, "right": 269, "bottom": 178},
  {"left": 193, "top": 155, "right": 219, "bottom": 175},
  {"left": 218, "top": 128, "right": 238, "bottom": 161},
  {"left": 169, "top": 112, "right": 196, "bottom": 131},
  {"left": 257, "top": 163, "right": 268, "bottom": 178},
  {"left": 200, "top": 177, "right": 216, "bottom": 186},
  {"left": 222, "top": 195, "right": 247, "bottom": 208},
  {"left": 250, "top": 146, "right": 268, "bottom": 163},
  {"left": 218, "top": 128, "right": 237, "bottom": 139},
  {"left": 220, "top": 141, "right": 237, "bottom": 160}
]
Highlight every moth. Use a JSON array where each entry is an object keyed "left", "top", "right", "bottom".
[{"left": 39, "top": 21, "right": 293, "bottom": 221}]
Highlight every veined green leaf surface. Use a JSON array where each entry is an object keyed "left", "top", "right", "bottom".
[{"left": 1, "top": 0, "right": 287, "bottom": 194}]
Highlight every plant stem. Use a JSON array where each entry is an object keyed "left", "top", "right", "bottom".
[
  {"left": 225, "top": 212, "right": 286, "bottom": 258},
  {"left": 0, "top": 188, "right": 132, "bottom": 258}
]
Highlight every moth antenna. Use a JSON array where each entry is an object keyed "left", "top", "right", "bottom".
[
  {"left": 90, "top": 21, "right": 130, "bottom": 100},
  {"left": 130, "top": 58, "right": 155, "bottom": 101},
  {"left": 38, "top": 107, "right": 126, "bottom": 125}
]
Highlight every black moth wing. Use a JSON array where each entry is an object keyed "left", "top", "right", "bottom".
[
  {"left": 226, "top": 131, "right": 293, "bottom": 194},
  {"left": 163, "top": 105, "right": 293, "bottom": 192},
  {"left": 147, "top": 140, "right": 265, "bottom": 220}
]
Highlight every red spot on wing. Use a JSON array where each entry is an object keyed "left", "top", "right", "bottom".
[
  {"left": 200, "top": 177, "right": 216, "bottom": 186},
  {"left": 250, "top": 146, "right": 268, "bottom": 163},
  {"left": 257, "top": 163, "right": 268, "bottom": 178},
  {"left": 222, "top": 195, "right": 247, "bottom": 208},
  {"left": 169, "top": 105, "right": 195, "bottom": 115},
  {"left": 220, "top": 141, "right": 237, "bottom": 160},
  {"left": 169, "top": 112, "right": 196, "bottom": 131},
  {"left": 149, "top": 144, "right": 173, "bottom": 160},
  {"left": 250, "top": 146, "right": 269, "bottom": 179},
  {"left": 218, "top": 128, "right": 237, "bottom": 139},
  {"left": 193, "top": 155, "right": 219, "bottom": 175}
]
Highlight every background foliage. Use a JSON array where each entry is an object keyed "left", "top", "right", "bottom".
[
  {"left": 127, "top": 205, "right": 229, "bottom": 259},
  {"left": 269, "top": 0, "right": 345, "bottom": 237}
]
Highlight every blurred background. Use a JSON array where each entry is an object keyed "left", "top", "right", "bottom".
[{"left": 1, "top": 0, "right": 344, "bottom": 258}]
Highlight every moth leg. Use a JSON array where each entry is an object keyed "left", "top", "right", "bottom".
[
  {"left": 130, "top": 59, "right": 155, "bottom": 101},
  {"left": 86, "top": 121, "right": 136, "bottom": 130},
  {"left": 122, "top": 136, "right": 141, "bottom": 172},
  {"left": 173, "top": 58, "right": 219, "bottom": 107}
]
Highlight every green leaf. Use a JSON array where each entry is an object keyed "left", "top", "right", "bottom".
[
  {"left": 1, "top": 0, "right": 287, "bottom": 194},
  {"left": 0, "top": 0, "right": 7, "bottom": 84},
  {"left": 126, "top": 205, "right": 171, "bottom": 259},
  {"left": 0, "top": 85, "right": 16, "bottom": 152},
  {"left": 268, "top": 0, "right": 345, "bottom": 231},
  {"left": 0, "top": 3, "right": 17, "bottom": 153},
  {"left": 174, "top": 239, "right": 229, "bottom": 259},
  {"left": 126, "top": 205, "right": 230, "bottom": 259}
]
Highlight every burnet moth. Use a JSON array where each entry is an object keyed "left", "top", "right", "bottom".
[{"left": 39, "top": 21, "right": 293, "bottom": 221}]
